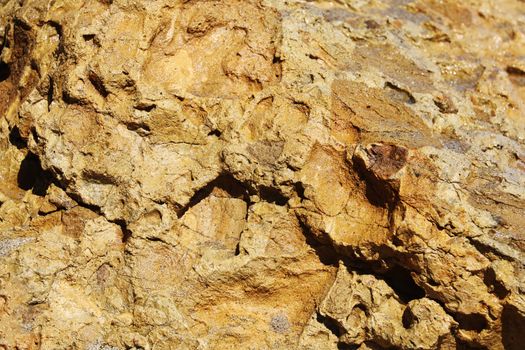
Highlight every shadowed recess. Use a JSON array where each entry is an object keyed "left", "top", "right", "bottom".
[
  {"left": 455, "top": 312, "right": 488, "bottom": 332},
  {"left": 17, "top": 152, "right": 52, "bottom": 196},
  {"left": 9, "top": 126, "right": 26, "bottom": 149},
  {"left": 0, "top": 61, "right": 10, "bottom": 82},
  {"left": 298, "top": 217, "right": 339, "bottom": 266},
  {"left": 316, "top": 312, "right": 345, "bottom": 337},
  {"left": 382, "top": 265, "right": 425, "bottom": 303},
  {"left": 506, "top": 66, "right": 525, "bottom": 86},
  {"left": 258, "top": 185, "right": 288, "bottom": 206},
  {"left": 88, "top": 70, "right": 109, "bottom": 97},
  {"left": 177, "top": 173, "right": 250, "bottom": 218},
  {"left": 502, "top": 304, "right": 525, "bottom": 350}
]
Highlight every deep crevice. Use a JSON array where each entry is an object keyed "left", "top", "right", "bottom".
[
  {"left": 337, "top": 343, "right": 358, "bottom": 350},
  {"left": 382, "top": 265, "right": 426, "bottom": 303},
  {"left": 506, "top": 66, "right": 525, "bottom": 86},
  {"left": 298, "top": 214, "right": 425, "bottom": 304},
  {"left": 88, "top": 70, "right": 109, "bottom": 97},
  {"left": 134, "top": 103, "right": 156, "bottom": 112},
  {"left": 272, "top": 55, "right": 283, "bottom": 64},
  {"left": 9, "top": 126, "right": 26, "bottom": 149},
  {"left": 294, "top": 181, "right": 306, "bottom": 200},
  {"left": 38, "top": 207, "right": 61, "bottom": 216},
  {"left": 352, "top": 155, "right": 399, "bottom": 210},
  {"left": 502, "top": 304, "right": 525, "bottom": 350},
  {"left": 177, "top": 173, "right": 250, "bottom": 218},
  {"left": 316, "top": 312, "right": 345, "bottom": 337},
  {"left": 454, "top": 312, "right": 488, "bottom": 332},
  {"left": 13, "top": 18, "right": 31, "bottom": 31},
  {"left": 65, "top": 191, "right": 103, "bottom": 214},
  {"left": 47, "top": 76, "right": 54, "bottom": 110},
  {"left": 114, "top": 219, "right": 132, "bottom": 243},
  {"left": 124, "top": 121, "right": 151, "bottom": 133},
  {"left": 82, "top": 34, "right": 96, "bottom": 42},
  {"left": 62, "top": 88, "right": 84, "bottom": 105},
  {"left": 234, "top": 242, "right": 241, "bottom": 256},
  {"left": 14, "top": 151, "right": 132, "bottom": 243},
  {"left": 207, "top": 129, "right": 222, "bottom": 137},
  {"left": 145, "top": 236, "right": 164, "bottom": 242},
  {"left": 0, "top": 60, "right": 10, "bottom": 82},
  {"left": 17, "top": 152, "right": 52, "bottom": 196},
  {"left": 466, "top": 236, "right": 514, "bottom": 263},
  {"left": 341, "top": 259, "right": 426, "bottom": 304},
  {"left": 258, "top": 185, "right": 288, "bottom": 206},
  {"left": 483, "top": 268, "right": 509, "bottom": 299},
  {"left": 298, "top": 218, "right": 338, "bottom": 266},
  {"left": 402, "top": 307, "right": 414, "bottom": 328},
  {"left": 177, "top": 173, "right": 293, "bottom": 218},
  {"left": 64, "top": 190, "right": 131, "bottom": 243},
  {"left": 30, "top": 127, "right": 40, "bottom": 144}
]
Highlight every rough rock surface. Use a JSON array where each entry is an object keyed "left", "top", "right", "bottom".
[{"left": 0, "top": 0, "right": 524, "bottom": 349}]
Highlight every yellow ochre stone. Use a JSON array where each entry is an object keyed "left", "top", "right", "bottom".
[{"left": 0, "top": 0, "right": 524, "bottom": 349}]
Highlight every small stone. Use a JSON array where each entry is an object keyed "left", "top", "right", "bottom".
[{"left": 270, "top": 313, "right": 291, "bottom": 334}]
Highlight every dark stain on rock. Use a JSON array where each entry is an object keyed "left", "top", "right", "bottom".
[{"left": 367, "top": 144, "right": 408, "bottom": 180}]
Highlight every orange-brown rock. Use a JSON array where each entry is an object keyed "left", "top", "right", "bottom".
[{"left": 0, "top": 0, "right": 524, "bottom": 349}]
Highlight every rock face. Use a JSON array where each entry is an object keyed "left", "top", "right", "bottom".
[{"left": 0, "top": 0, "right": 524, "bottom": 349}]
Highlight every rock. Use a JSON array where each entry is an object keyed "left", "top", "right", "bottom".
[
  {"left": 0, "top": 0, "right": 524, "bottom": 349},
  {"left": 317, "top": 264, "right": 455, "bottom": 349}
]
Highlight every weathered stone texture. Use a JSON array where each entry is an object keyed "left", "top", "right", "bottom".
[{"left": 0, "top": 0, "right": 524, "bottom": 349}]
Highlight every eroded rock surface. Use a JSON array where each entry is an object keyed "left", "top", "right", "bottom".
[{"left": 0, "top": 0, "right": 524, "bottom": 349}]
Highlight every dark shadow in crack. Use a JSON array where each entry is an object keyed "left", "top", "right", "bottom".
[
  {"left": 0, "top": 61, "right": 10, "bottom": 82},
  {"left": 352, "top": 157, "right": 398, "bottom": 210},
  {"left": 177, "top": 173, "right": 293, "bottom": 219},
  {"left": 17, "top": 152, "right": 52, "bottom": 196},
  {"left": 298, "top": 217, "right": 338, "bottom": 266},
  {"left": 177, "top": 173, "right": 250, "bottom": 218},
  {"left": 382, "top": 265, "right": 425, "bottom": 303},
  {"left": 114, "top": 218, "right": 132, "bottom": 243},
  {"left": 9, "top": 125, "right": 26, "bottom": 149},
  {"left": 341, "top": 260, "right": 426, "bottom": 304},
  {"left": 316, "top": 312, "right": 345, "bottom": 337},
  {"left": 502, "top": 304, "right": 525, "bottom": 350},
  {"left": 259, "top": 185, "right": 288, "bottom": 206}
]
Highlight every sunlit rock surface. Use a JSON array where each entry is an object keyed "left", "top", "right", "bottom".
[{"left": 0, "top": 0, "right": 524, "bottom": 349}]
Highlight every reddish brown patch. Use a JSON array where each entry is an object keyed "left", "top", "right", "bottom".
[
  {"left": 0, "top": 22, "right": 36, "bottom": 115},
  {"left": 96, "top": 263, "right": 113, "bottom": 287},
  {"left": 61, "top": 206, "right": 98, "bottom": 238},
  {"left": 352, "top": 144, "right": 408, "bottom": 208},
  {"left": 368, "top": 144, "right": 408, "bottom": 180}
]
